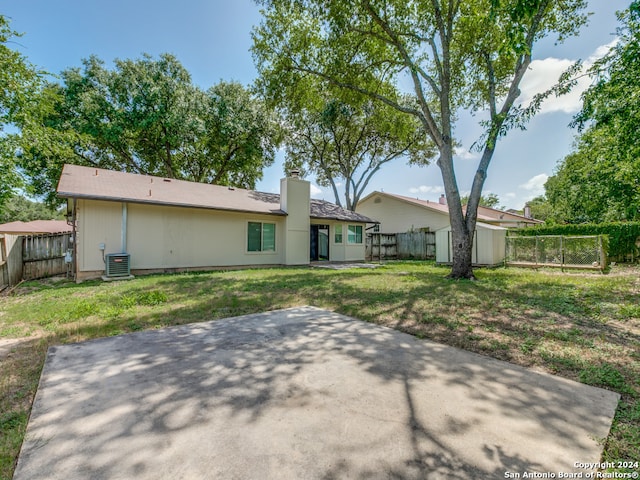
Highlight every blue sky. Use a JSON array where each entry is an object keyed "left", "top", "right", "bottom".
[{"left": 2, "top": 0, "right": 628, "bottom": 209}]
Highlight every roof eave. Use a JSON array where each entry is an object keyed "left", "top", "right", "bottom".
[{"left": 58, "top": 193, "right": 287, "bottom": 217}]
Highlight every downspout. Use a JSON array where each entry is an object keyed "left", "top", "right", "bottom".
[
  {"left": 71, "top": 198, "right": 78, "bottom": 282},
  {"left": 121, "top": 202, "right": 128, "bottom": 253}
]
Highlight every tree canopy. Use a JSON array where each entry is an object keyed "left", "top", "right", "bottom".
[
  {"left": 0, "top": 15, "right": 42, "bottom": 209},
  {"left": 14, "top": 54, "right": 282, "bottom": 204},
  {"left": 0, "top": 195, "right": 63, "bottom": 223},
  {"left": 253, "top": 0, "right": 588, "bottom": 277},
  {"left": 279, "top": 81, "right": 434, "bottom": 210},
  {"left": 545, "top": 2, "right": 640, "bottom": 224},
  {"left": 460, "top": 193, "right": 501, "bottom": 209}
]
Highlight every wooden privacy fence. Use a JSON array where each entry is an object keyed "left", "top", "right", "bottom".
[
  {"left": 367, "top": 232, "right": 436, "bottom": 261},
  {"left": 1, "top": 234, "right": 24, "bottom": 291},
  {"left": 0, "top": 235, "right": 7, "bottom": 291},
  {"left": 22, "top": 233, "right": 72, "bottom": 281},
  {"left": 0, "top": 232, "right": 72, "bottom": 290}
]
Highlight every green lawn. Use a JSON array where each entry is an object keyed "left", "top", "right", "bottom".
[{"left": 1, "top": 262, "right": 639, "bottom": 479}]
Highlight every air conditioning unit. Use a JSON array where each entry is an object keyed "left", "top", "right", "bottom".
[{"left": 105, "top": 253, "right": 131, "bottom": 277}]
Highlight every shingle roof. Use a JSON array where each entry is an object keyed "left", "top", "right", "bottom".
[
  {"left": 310, "top": 199, "right": 374, "bottom": 223},
  {"left": 0, "top": 220, "right": 72, "bottom": 234},
  {"left": 359, "top": 191, "right": 539, "bottom": 224},
  {"left": 360, "top": 191, "right": 495, "bottom": 222},
  {"left": 57, "top": 164, "right": 375, "bottom": 223}
]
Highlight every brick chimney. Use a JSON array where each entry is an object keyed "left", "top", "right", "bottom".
[{"left": 439, "top": 194, "right": 447, "bottom": 205}]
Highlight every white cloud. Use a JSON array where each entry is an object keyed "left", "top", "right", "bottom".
[
  {"left": 518, "top": 39, "right": 618, "bottom": 115},
  {"left": 504, "top": 192, "right": 516, "bottom": 199},
  {"left": 409, "top": 185, "right": 444, "bottom": 195},
  {"left": 310, "top": 184, "right": 323, "bottom": 198},
  {"left": 519, "top": 173, "right": 548, "bottom": 195},
  {"left": 454, "top": 146, "right": 478, "bottom": 160}
]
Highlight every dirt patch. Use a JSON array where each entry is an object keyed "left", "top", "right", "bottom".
[{"left": 0, "top": 336, "right": 44, "bottom": 360}]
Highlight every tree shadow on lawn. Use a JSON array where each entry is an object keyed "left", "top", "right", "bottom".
[{"left": 14, "top": 307, "right": 617, "bottom": 480}]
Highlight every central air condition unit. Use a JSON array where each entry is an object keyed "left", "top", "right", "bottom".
[{"left": 105, "top": 253, "right": 131, "bottom": 277}]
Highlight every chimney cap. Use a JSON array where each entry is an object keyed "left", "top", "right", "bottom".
[{"left": 289, "top": 169, "right": 301, "bottom": 178}]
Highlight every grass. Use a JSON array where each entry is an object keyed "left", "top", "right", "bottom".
[{"left": 1, "top": 261, "right": 639, "bottom": 478}]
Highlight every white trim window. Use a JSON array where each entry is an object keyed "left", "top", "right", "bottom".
[
  {"left": 247, "top": 222, "right": 276, "bottom": 252},
  {"left": 334, "top": 224, "right": 343, "bottom": 244},
  {"left": 347, "top": 225, "right": 363, "bottom": 244}
]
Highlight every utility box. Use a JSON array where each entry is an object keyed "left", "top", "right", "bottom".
[{"left": 105, "top": 253, "right": 131, "bottom": 277}]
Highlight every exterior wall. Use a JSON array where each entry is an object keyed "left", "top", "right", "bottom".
[
  {"left": 357, "top": 194, "right": 450, "bottom": 233},
  {"left": 77, "top": 199, "right": 286, "bottom": 277},
  {"left": 321, "top": 221, "right": 367, "bottom": 262},
  {"left": 280, "top": 177, "right": 310, "bottom": 265},
  {"left": 77, "top": 199, "right": 123, "bottom": 272}
]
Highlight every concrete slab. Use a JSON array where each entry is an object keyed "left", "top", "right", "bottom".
[{"left": 15, "top": 306, "right": 619, "bottom": 480}]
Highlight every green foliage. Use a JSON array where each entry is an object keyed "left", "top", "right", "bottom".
[
  {"left": 545, "top": 2, "right": 640, "bottom": 224},
  {"left": 512, "top": 222, "right": 640, "bottom": 260},
  {"left": 0, "top": 195, "right": 63, "bottom": 223},
  {"left": 460, "top": 193, "right": 501, "bottom": 209},
  {"left": 253, "top": 0, "right": 588, "bottom": 277},
  {"left": 281, "top": 88, "right": 434, "bottom": 210},
  {"left": 526, "top": 195, "right": 553, "bottom": 221},
  {"left": 14, "top": 54, "right": 281, "bottom": 204},
  {"left": 579, "top": 364, "right": 635, "bottom": 396},
  {"left": 0, "top": 15, "right": 43, "bottom": 208},
  {"left": 135, "top": 290, "right": 168, "bottom": 306}
]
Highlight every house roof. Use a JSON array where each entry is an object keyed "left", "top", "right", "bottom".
[
  {"left": 0, "top": 220, "right": 72, "bottom": 235},
  {"left": 475, "top": 205, "right": 543, "bottom": 224},
  {"left": 57, "top": 164, "right": 375, "bottom": 224},
  {"left": 436, "top": 221, "right": 507, "bottom": 232},
  {"left": 358, "top": 191, "right": 541, "bottom": 225},
  {"left": 359, "top": 191, "right": 495, "bottom": 222}
]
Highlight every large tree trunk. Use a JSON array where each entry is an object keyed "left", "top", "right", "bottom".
[
  {"left": 437, "top": 141, "right": 476, "bottom": 280},
  {"left": 449, "top": 227, "right": 475, "bottom": 280}
]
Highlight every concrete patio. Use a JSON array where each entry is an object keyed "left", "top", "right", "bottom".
[{"left": 14, "top": 306, "right": 619, "bottom": 479}]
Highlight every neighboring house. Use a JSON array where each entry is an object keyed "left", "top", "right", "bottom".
[
  {"left": 357, "top": 191, "right": 513, "bottom": 266},
  {"left": 474, "top": 205, "right": 542, "bottom": 228},
  {"left": 57, "top": 165, "right": 375, "bottom": 281},
  {"left": 0, "top": 220, "right": 72, "bottom": 235},
  {"left": 357, "top": 191, "right": 541, "bottom": 232},
  {"left": 356, "top": 192, "right": 454, "bottom": 233}
]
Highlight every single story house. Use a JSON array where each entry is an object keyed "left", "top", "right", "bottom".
[
  {"left": 57, "top": 165, "right": 376, "bottom": 281},
  {"left": 0, "top": 220, "right": 72, "bottom": 235},
  {"left": 356, "top": 191, "right": 541, "bottom": 233}
]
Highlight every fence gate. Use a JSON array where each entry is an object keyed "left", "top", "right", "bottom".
[
  {"left": 22, "top": 233, "right": 73, "bottom": 281},
  {"left": 505, "top": 235, "right": 606, "bottom": 270}
]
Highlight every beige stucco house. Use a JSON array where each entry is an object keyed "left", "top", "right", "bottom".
[
  {"left": 356, "top": 192, "right": 453, "bottom": 233},
  {"left": 57, "top": 165, "right": 375, "bottom": 281},
  {"left": 357, "top": 191, "right": 541, "bottom": 233}
]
